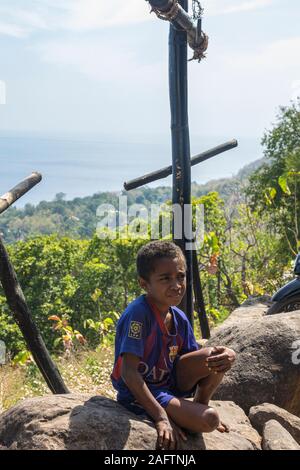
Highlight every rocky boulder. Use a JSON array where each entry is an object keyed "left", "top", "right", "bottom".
[
  {"left": 0, "top": 394, "right": 261, "bottom": 450},
  {"left": 262, "top": 420, "right": 300, "bottom": 450},
  {"left": 249, "top": 403, "right": 300, "bottom": 444},
  {"left": 205, "top": 301, "right": 300, "bottom": 416}
]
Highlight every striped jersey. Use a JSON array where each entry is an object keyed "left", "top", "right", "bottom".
[{"left": 111, "top": 294, "right": 199, "bottom": 404}]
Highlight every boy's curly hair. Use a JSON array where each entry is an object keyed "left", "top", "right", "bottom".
[{"left": 136, "top": 241, "right": 186, "bottom": 281}]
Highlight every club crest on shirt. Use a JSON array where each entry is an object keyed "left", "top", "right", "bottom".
[
  {"left": 128, "top": 321, "right": 142, "bottom": 339},
  {"left": 169, "top": 345, "right": 179, "bottom": 363}
]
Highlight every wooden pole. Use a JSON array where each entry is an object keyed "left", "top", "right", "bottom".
[
  {"left": 0, "top": 235, "right": 69, "bottom": 394},
  {"left": 0, "top": 172, "right": 42, "bottom": 215},
  {"left": 169, "top": 0, "right": 194, "bottom": 326},
  {"left": 192, "top": 250, "right": 210, "bottom": 339},
  {"left": 124, "top": 140, "right": 238, "bottom": 191},
  {"left": 147, "top": 0, "right": 212, "bottom": 335}
]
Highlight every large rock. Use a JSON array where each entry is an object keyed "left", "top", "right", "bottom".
[
  {"left": 262, "top": 420, "right": 300, "bottom": 450},
  {"left": 204, "top": 401, "right": 261, "bottom": 450},
  {"left": 206, "top": 301, "right": 300, "bottom": 416},
  {"left": 249, "top": 403, "right": 300, "bottom": 444},
  {"left": 0, "top": 394, "right": 261, "bottom": 450}
]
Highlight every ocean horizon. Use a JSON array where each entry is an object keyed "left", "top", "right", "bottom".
[{"left": 0, "top": 131, "right": 262, "bottom": 208}]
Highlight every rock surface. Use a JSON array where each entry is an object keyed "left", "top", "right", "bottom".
[
  {"left": 262, "top": 420, "right": 300, "bottom": 450},
  {"left": 205, "top": 301, "right": 300, "bottom": 416},
  {"left": 249, "top": 403, "right": 300, "bottom": 444},
  {"left": 0, "top": 394, "right": 261, "bottom": 450}
]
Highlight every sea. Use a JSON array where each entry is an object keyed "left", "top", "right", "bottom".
[{"left": 0, "top": 132, "right": 262, "bottom": 208}]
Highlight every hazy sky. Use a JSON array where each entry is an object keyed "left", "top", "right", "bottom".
[{"left": 0, "top": 0, "right": 299, "bottom": 143}]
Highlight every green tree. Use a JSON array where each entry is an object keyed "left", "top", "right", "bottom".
[
  {"left": 247, "top": 99, "right": 300, "bottom": 259},
  {"left": 4, "top": 235, "right": 86, "bottom": 351},
  {"left": 0, "top": 233, "right": 144, "bottom": 354}
]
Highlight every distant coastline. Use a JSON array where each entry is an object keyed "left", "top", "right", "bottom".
[{"left": 0, "top": 132, "right": 262, "bottom": 207}]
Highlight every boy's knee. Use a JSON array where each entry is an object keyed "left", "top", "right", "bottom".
[{"left": 196, "top": 407, "right": 220, "bottom": 433}]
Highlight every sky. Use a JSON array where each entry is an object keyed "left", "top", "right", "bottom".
[{"left": 0, "top": 0, "right": 299, "bottom": 146}]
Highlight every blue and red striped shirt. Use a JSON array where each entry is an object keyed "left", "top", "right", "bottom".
[{"left": 111, "top": 294, "right": 199, "bottom": 404}]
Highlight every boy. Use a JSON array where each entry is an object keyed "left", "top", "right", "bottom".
[{"left": 111, "top": 241, "right": 236, "bottom": 450}]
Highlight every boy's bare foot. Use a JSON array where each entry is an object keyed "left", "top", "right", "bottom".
[{"left": 217, "top": 421, "right": 230, "bottom": 433}]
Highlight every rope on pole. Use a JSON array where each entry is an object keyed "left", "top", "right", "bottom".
[
  {"left": 150, "top": 0, "right": 180, "bottom": 21},
  {"left": 147, "top": 0, "right": 208, "bottom": 62}
]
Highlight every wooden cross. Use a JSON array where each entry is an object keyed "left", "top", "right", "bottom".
[
  {"left": 0, "top": 2, "right": 237, "bottom": 395},
  {"left": 124, "top": 0, "right": 238, "bottom": 337}
]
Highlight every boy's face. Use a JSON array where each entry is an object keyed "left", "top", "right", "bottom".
[{"left": 139, "top": 256, "right": 186, "bottom": 310}]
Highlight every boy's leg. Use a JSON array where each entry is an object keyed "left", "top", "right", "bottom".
[
  {"left": 175, "top": 347, "right": 225, "bottom": 402},
  {"left": 165, "top": 396, "right": 220, "bottom": 434},
  {"left": 173, "top": 347, "right": 229, "bottom": 432}
]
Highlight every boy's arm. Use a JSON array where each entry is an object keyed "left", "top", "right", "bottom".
[
  {"left": 121, "top": 353, "right": 183, "bottom": 449},
  {"left": 121, "top": 352, "right": 168, "bottom": 423}
]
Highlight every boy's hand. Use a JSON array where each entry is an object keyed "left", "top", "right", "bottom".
[
  {"left": 155, "top": 417, "right": 187, "bottom": 450},
  {"left": 206, "top": 346, "right": 236, "bottom": 373},
  {"left": 169, "top": 418, "right": 188, "bottom": 446}
]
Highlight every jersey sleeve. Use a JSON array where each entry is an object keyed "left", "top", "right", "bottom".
[
  {"left": 118, "top": 307, "right": 148, "bottom": 359},
  {"left": 180, "top": 319, "right": 199, "bottom": 355}
]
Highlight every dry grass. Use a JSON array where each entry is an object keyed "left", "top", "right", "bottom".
[
  {"left": 0, "top": 363, "right": 28, "bottom": 411},
  {"left": 0, "top": 347, "right": 116, "bottom": 412}
]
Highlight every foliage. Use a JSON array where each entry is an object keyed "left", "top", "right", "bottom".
[
  {"left": 11, "top": 350, "right": 32, "bottom": 367},
  {"left": 247, "top": 99, "right": 300, "bottom": 259},
  {"left": 48, "top": 315, "right": 86, "bottom": 355},
  {"left": 0, "top": 234, "right": 143, "bottom": 354},
  {"left": 0, "top": 296, "right": 26, "bottom": 356}
]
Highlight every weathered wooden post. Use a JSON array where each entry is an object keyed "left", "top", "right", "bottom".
[
  {"left": 147, "top": 0, "right": 208, "bottom": 327},
  {"left": 192, "top": 249, "right": 210, "bottom": 338},
  {"left": 0, "top": 173, "right": 69, "bottom": 394},
  {"left": 169, "top": 0, "right": 194, "bottom": 328},
  {"left": 125, "top": 2, "right": 238, "bottom": 337},
  {"left": 0, "top": 172, "right": 42, "bottom": 214}
]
